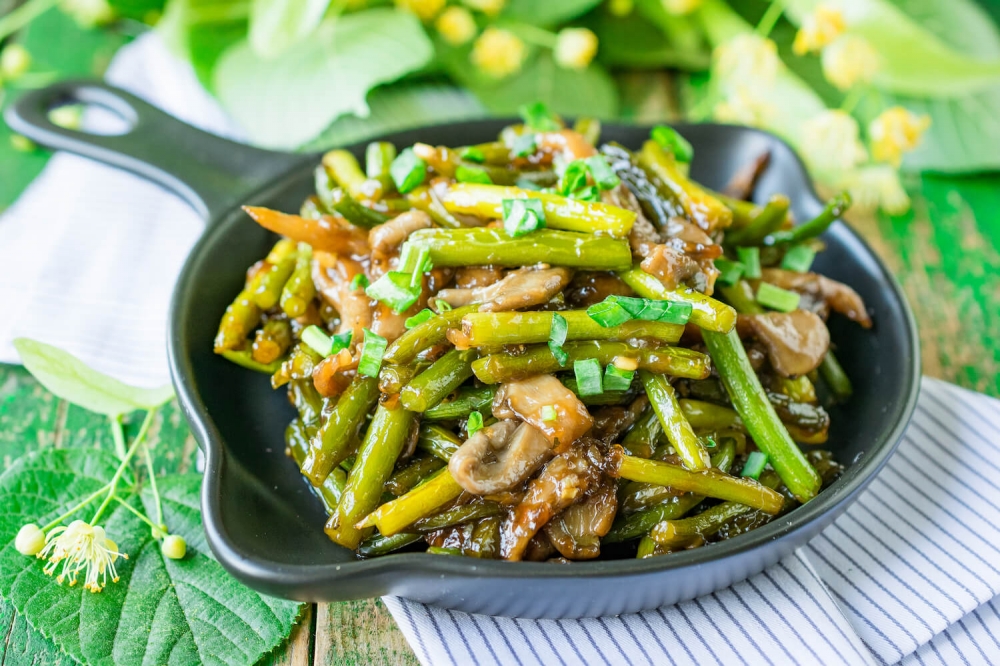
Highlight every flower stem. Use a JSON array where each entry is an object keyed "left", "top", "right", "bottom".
[
  {"left": 113, "top": 496, "right": 161, "bottom": 531},
  {"left": 505, "top": 22, "right": 558, "bottom": 49},
  {"left": 840, "top": 86, "right": 866, "bottom": 115},
  {"left": 41, "top": 483, "right": 112, "bottom": 532},
  {"left": 755, "top": 1, "right": 784, "bottom": 38},
  {"left": 110, "top": 417, "right": 127, "bottom": 460},
  {"left": 143, "top": 442, "right": 164, "bottom": 528},
  {"left": 0, "top": 0, "right": 59, "bottom": 42},
  {"left": 91, "top": 409, "right": 158, "bottom": 525}
]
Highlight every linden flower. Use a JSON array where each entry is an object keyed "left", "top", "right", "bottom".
[
  {"left": 395, "top": 0, "right": 445, "bottom": 21},
  {"left": 800, "top": 110, "right": 867, "bottom": 174},
  {"left": 435, "top": 7, "right": 477, "bottom": 46},
  {"left": 839, "top": 164, "right": 910, "bottom": 215},
  {"left": 714, "top": 34, "right": 781, "bottom": 90},
  {"left": 38, "top": 520, "right": 126, "bottom": 593},
  {"left": 821, "top": 35, "right": 880, "bottom": 91},
  {"left": 0, "top": 44, "right": 31, "bottom": 81},
  {"left": 662, "top": 0, "right": 702, "bottom": 15},
  {"left": 554, "top": 28, "right": 599, "bottom": 70},
  {"left": 462, "top": 0, "right": 504, "bottom": 17},
  {"left": 793, "top": 4, "right": 845, "bottom": 55},
  {"left": 713, "top": 87, "right": 775, "bottom": 127},
  {"left": 869, "top": 106, "right": 931, "bottom": 167},
  {"left": 471, "top": 28, "right": 525, "bottom": 79}
]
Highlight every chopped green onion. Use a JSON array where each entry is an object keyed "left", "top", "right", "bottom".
[
  {"left": 460, "top": 146, "right": 486, "bottom": 163},
  {"left": 574, "top": 358, "right": 604, "bottom": 396},
  {"left": 390, "top": 148, "right": 426, "bottom": 194},
  {"left": 651, "top": 125, "right": 694, "bottom": 163},
  {"left": 737, "top": 246, "right": 761, "bottom": 279},
  {"left": 301, "top": 325, "right": 334, "bottom": 357},
  {"left": 586, "top": 297, "right": 633, "bottom": 327},
  {"left": 585, "top": 155, "right": 620, "bottom": 190},
  {"left": 456, "top": 165, "right": 492, "bottom": 185},
  {"left": 519, "top": 101, "right": 561, "bottom": 132},
  {"left": 714, "top": 259, "right": 745, "bottom": 286},
  {"left": 615, "top": 296, "right": 693, "bottom": 325},
  {"left": 434, "top": 298, "right": 452, "bottom": 312},
  {"left": 467, "top": 410, "right": 484, "bottom": 437},
  {"left": 573, "top": 185, "right": 601, "bottom": 202},
  {"left": 559, "top": 160, "right": 589, "bottom": 196},
  {"left": 405, "top": 308, "right": 435, "bottom": 329},
  {"left": 350, "top": 273, "right": 369, "bottom": 291},
  {"left": 603, "top": 364, "right": 634, "bottom": 391},
  {"left": 358, "top": 328, "right": 388, "bottom": 377},
  {"left": 541, "top": 405, "right": 558, "bottom": 421},
  {"left": 704, "top": 436, "right": 718, "bottom": 449},
  {"left": 756, "top": 282, "right": 801, "bottom": 312},
  {"left": 550, "top": 345, "right": 569, "bottom": 366},
  {"left": 741, "top": 451, "right": 768, "bottom": 480},
  {"left": 515, "top": 178, "right": 543, "bottom": 191},
  {"left": 781, "top": 245, "right": 816, "bottom": 273},
  {"left": 502, "top": 198, "right": 546, "bottom": 238},
  {"left": 366, "top": 272, "right": 420, "bottom": 313},
  {"left": 548, "top": 312, "right": 569, "bottom": 367},
  {"left": 512, "top": 133, "right": 536, "bottom": 158},
  {"left": 331, "top": 331, "right": 353, "bottom": 352}
]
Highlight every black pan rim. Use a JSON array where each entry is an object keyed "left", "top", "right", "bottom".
[{"left": 167, "top": 120, "right": 921, "bottom": 592}]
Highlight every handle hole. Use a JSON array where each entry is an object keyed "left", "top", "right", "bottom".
[{"left": 48, "top": 99, "right": 135, "bottom": 136}]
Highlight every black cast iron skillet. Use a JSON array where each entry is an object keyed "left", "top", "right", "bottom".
[{"left": 7, "top": 80, "right": 920, "bottom": 619}]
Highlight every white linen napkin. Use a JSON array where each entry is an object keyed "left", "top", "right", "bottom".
[{"left": 2, "top": 32, "right": 998, "bottom": 666}]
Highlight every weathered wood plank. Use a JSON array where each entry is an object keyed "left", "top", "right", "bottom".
[
  {"left": 260, "top": 606, "right": 314, "bottom": 666},
  {"left": 314, "top": 600, "right": 420, "bottom": 666}
]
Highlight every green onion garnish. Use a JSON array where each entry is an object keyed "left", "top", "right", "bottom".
[
  {"left": 585, "top": 155, "right": 620, "bottom": 190},
  {"left": 704, "top": 436, "right": 718, "bottom": 449},
  {"left": 781, "top": 245, "right": 816, "bottom": 273},
  {"left": 366, "top": 272, "right": 420, "bottom": 313},
  {"left": 460, "top": 146, "right": 486, "bottom": 163},
  {"left": 573, "top": 358, "right": 604, "bottom": 396},
  {"left": 456, "top": 165, "right": 492, "bottom": 185},
  {"left": 390, "top": 148, "right": 426, "bottom": 194},
  {"left": 541, "top": 405, "right": 558, "bottom": 422},
  {"left": 515, "top": 178, "right": 543, "bottom": 191},
  {"left": 573, "top": 185, "right": 601, "bottom": 202},
  {"left": 615, "top": 296, "right": 693, "bottom": 325},
  {"left": 714, "top": 259, "right": 745, "bottom": 286},
  {"left": 550, "top": 345, "right": 569, "bottom": 366},
  {"left": 651, "top": 125, "right": 694, "bottom": 163},
  {"left": 467, "top": 410, "right": 484, "bottom": 437},
  {"left": 350, "top": 273, "right": 369, "bottom": 291},
  {"left": 603, "top": 364, "right": 634, "bottom": 391},
  {"left": 512, "top": 133, "right": 537, "bottom": 158},
  {"left": 404, "top": 308, "right": 435, "bottom": 329},
  {"left": 301, "top": 325, "right": 334, "bottom": 357},
  {"left": 502, "top": 198, "right": 546, "bottom": 238},
  {"left": 741, "top": 451, "right": 768, "bottom": 480},
  {"left": 548, "top": 312, "right": 569, "bottom": 367},
  {"left": 358, "top": 328, "right": 388, "bottom": 377},
  {"left": 331, "top": 331, "right": 353, "bottom": 352},
  {"left": 737, "top": 246, "right": 762, "bottom": 279},
  {"left": 559, "top": 160, "right": 589, "bottom": 196},
  {"left": 434, "top": 298, "right": 452, "bottom": 312},
  {"left": 586, "top": 297, "right": 633, "bottom": 327},
  {"left": 519, "top": 101, "right": 561, "bottom": 132},
  {"left": 756, "top": 282, "right": 801, "bottom": 312}
]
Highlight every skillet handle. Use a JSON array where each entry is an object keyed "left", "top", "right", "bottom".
[{"left": 4, "top": 79, "right": 311, "bottom": 221}]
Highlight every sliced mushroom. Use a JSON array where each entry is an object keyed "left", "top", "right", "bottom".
[
  {"left": 603, "top": 183, "right": 661, "bottom": 259},
  {"left": 454, "top": 265, "right": 505, "bottom": 289},
  {"left": 368, "top": 210, "right": 433, "bottom": 277},
  {"left": 501, "top": 441, "right": 604, "bottom": 561},
  {"left": 590, "top": 396, "right": 648, "bottom": 443},
  {"left": 640, "top": 244, "right": 702, "bottom": 291},
  {"left": 244, "top": 206, "right": 369, "bottom": 256},
  {"left": 544, "top": 479, "right": 618, "bottom": 560},
  {"left": 760, "top": 268, "right": 871, "bottom": 328},
  {"left": 745, "top": 310, "right": 831, "bottom": 377},
  {"left": 493, "top": 374, "right": 593, "bottom": 450},
  {"left": 312, "top": 251, "right": 372, "bottom": 341},
  {"left": 436, "top": 266, "right": 573, "bottom": 312},
  {"left": 564, "top": 271, "right": 634, "bottom": 309},
  {"left": 723, "top": 150, "right": 771, "bottom": 200},
  {"left": 448, "top": 420, "right": 555, "bottom": 495}
]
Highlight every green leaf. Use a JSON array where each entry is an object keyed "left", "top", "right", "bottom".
[
  {"left": 0, "top": 597, "right": 76, "bottom": 666},
  {"left": 156, "top": 0, "right": 249, "bottom": 90},
  {"left": 500, "top": 0, "right": 602, "bottom": 26},
  {"left": 214, "top": 8, "right": 434, "bottom": 148},
  {"left": 0, "top": 449, "right": 300, "bottom": 666},
  {"left": 781, "top": 0, "right": 1000, "bottom": 97},
  {"left": 13, "top": 339, "right": 174, "bottom": 416},
  {"left": 248, "top": 0, "right": 330, "bottom": 58}
]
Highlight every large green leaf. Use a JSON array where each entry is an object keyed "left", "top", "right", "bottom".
[
  {"left": 0, "top": 449, "right": 300, "bottom": 666},
  {"left": 214, "top": 8, "right": 434, "bottom": 148},
  {"left": 0, "top": 598, "right": 76, "bottom": 666},
  {"left": 156, "top": 0, "right": 249, "bottom": 90},
  {"left": 501, "top": 0, "right": 602, "bottom": 26},
  {"left": 248, "top": 0, "right": 330, "bottom": 58},
  {"left": 781, "top": 0, "right": 1000, "bottom": 97},
  {"left": 13, "top": 339, "right": 174, "bottom": 417}
]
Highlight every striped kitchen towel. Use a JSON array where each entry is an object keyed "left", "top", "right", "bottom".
[{"left": 384, "top": 378, "right": 1000, "bottom": 666}]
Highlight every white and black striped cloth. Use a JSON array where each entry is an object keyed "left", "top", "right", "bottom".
[{"left": 385, "top": 379, "right": 1000, "bottom": 665}]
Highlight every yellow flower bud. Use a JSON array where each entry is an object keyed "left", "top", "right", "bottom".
[
  {"left": 462, "top": 0, "right": 505, "bottom": 17},
  {"left": 395, "top": 0, "right": 445, "bottom": 22},
  {"left": 471, "top": 28, "right": 526, "bottom": 79},
  {"left": 662, "top": 0, "right": 702, "bottom": 15},
  {"left": 554, "top": 28, "right": 598, "bottom": 70},
  {"left": 161, "top": 534, "right": 187, "bottom": 560},
  {"left": 714, "top": 34, "right": 780, "bottom": 90},
  {"left": 868, "top": 106, "right": 931, "bottom": 167},
  {"left": 10, "top": 134, "right": 36, "bottom": 153},
  {"left": 607, "top": 0, "right": 634, "bottom": 17},
  {"left": 0, "top": 44, "right": 31, "bottom": 81},
  {"left": 15, "top": 524, "right": 46, "bottom": 556},
  {"left": 821, "top": 35, "right": 880, "bottom": 91},
  {"left": 436, "top": 7, "right": 477, "bottom": 46},
  {"left": 59, "top": 0, "right": 115, "bottom": 29},
  {"left": 837, "top": 164, "right": 910, "bottom": 215},
  {"left": 800, "top": 109, "right": 867, "bottom": 174},
  {"left": 792, "top": 5, "right": 846, "bottom": 55}
]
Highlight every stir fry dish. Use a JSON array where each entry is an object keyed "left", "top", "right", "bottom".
[{"left": 214, "top": 103, "right": 867, "bottom": 562}]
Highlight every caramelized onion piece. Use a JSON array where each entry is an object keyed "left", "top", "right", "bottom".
[
  {"left": 243, "top": 206, "right": 369, "bottom": 256},
  {"left": 493, "top": 374, "right": 593, "bottom": 450},
  {"left": 760, "top": 268, "right": 871, "bottom": 328},
  {"left": 544, "top": 479, "right": 618, "bottom": 560},
  {"left": 449, "top": 420, "right": 555, "bottom": 495},
  {"left": 745, "top": 310, "right": 830, "bottom": 377}
]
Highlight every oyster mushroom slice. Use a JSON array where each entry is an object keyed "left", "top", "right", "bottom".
[
  {"left": 448, "top": 420, "right": 554, "bottom": 495},
  {"left": 493, "top": 374, "right": 594, "bottom": 451},
  {"left": 436, "top": 266, "right": 572, "bottom": 312},
  {"left": 745, "top": 310, "right": 831, "bottom": 377}
]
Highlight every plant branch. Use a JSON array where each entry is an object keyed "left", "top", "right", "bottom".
[
  {"left": 91, "top": 409, "right": 157, "bottom": 524},
  {"left": 755, "top": 1, "right": 784, "bottom": 38},
  {"left": 0, "top": 0, "right": 59, "bottom": 42}
]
